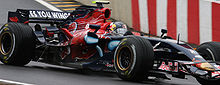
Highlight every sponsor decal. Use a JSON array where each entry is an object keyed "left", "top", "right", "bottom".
[
  {"left": 212, "top": 71, "right": 220, "bottom": 78},
  {"left": 105, "top": 63, "right": 113, "bottom": 67},
  {"left": 158, "top": 61, "right": 178, "bottom": 72},
  {"left": 3, "top": 56, "right": 7, "bottom": 59},
  {"left": 121, "top": 42, "right": 126, "bottom": 45},
  {"left": 4, "top": 28, "right": 9, "bottom": 31},
  {"left": 214, "top": 65, "right": 220, "bottom": 69},
  {"left": 4, "top": 24, "right": 8, "bottom": 27},
  {"left": 29, "top": 10, "right": 70, "bottom": 19}
]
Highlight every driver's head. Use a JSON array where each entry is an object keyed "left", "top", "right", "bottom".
[{"left": 109, "top": 22, "right": 127, "bottom": 34}]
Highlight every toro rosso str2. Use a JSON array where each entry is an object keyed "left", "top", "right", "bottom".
[{"left": 0, "top": 1, "right": 220, "bottom": 85}]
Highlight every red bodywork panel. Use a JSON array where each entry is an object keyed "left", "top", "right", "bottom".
[
  {"left": 60, "top": 8, "right": 112, "bottom": 59},
  {"left": 75, "top": 9, "right": 107, "bottom": 30},
  {"left": 9, "top": 17, "right": 18, "bottom": 22}
]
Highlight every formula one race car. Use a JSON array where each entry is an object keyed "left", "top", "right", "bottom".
[{"left": 0, "top": 1, "right": 220, "bottom": 85}]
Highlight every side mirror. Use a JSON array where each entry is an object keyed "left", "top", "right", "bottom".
[
  {"left": 161, "top": 29, "right": 167, "bottom": 34},
  {"left": 160, "top": 29, "right": 167, "bottom": 38}
]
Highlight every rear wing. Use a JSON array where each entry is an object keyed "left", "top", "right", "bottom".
[
  {"left": 8, "top": 9, "right": 70, "bottom": 24},
  {"left": 92, "top": 1, "right": 110, "bottom": 8}
]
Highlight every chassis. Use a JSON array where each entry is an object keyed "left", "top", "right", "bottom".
[{"left": 0, "top": 1, "right": 220, "bottom": 85}]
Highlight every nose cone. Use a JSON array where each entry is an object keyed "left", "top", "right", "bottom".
[{"left": 196, "top": 62, "right": 215, "bottom": 71}]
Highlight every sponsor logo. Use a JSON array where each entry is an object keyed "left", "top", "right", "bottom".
[
  {"left": 158, "top": 61, "right": 178, "bottom": 72},
  {"left": 214, "top": 65, "right": 220, "bottom": 69},
  {"left": 29, "top": 10, "right": 70, "bottom": 19},
  {"left": 105, "top": 63, "right": 113, "bottom": 67},
  {"left": 4, "top": 28, "right": 9, "bottom": 31},
  {"left": 212, "top": 71, "right": 220, "bottom": 78},
  {"left": 4, "top": 24, "right": 8, "bottom": 27}
]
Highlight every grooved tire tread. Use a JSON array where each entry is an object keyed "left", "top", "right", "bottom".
[
  {"left": 0, "top": 22, "right": 35, "bottom": 66},
  {"left": 114, "top": 36, "right": 154, "bottom": 81}
]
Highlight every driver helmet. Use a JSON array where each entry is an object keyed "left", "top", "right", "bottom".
[{"left": 109, "top": 22, "right": 128, "bottom": 35}]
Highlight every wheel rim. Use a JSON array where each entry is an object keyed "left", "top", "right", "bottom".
[
  {"left": 0, "top": 32, "right": 13, "bottom": 55},
  {"left": 198, "top": 48, "right": 215, "bottom": 61},
  {"left": 205, "top": 48, "right": 216, "bottom": 61},
  {"left": 116, "top": 46, "right": 133, "bottom": 71}
]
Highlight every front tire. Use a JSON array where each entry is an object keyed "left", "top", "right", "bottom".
[
  {"left": 114, "top": 36, "right": 154, "bottom": 81},
  {"left": 0, "top": 23, "right": 35, "bottom": 66},
  {"left": 196, "top": 42, "right": 220, "bottom": 85},
  {"left": 196, "top": 42, "right": 220, "bottom": 61}
]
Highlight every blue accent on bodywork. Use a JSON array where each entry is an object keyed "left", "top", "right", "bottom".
[
  {"left": 96, "top": 45, "right": 103, "bottom": 57},
  {"left": 84, "top": 35, "right": 99, "bottom": 44},
  {"left": 108, "top": 40, "right": 120, "bottom": 51}
]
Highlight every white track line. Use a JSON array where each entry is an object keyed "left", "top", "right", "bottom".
[
  {"left": 35, "top": 0, "right": 63, "bottom": 12},
  {"left": 0, "top": 79, "right": 34, "bottom": 85}
]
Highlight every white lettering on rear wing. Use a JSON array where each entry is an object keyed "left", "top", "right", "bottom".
[{"left": 29, "top": 10, "right": 71, "bottom": 19}]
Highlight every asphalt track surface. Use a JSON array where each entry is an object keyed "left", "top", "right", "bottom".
[{"left": 0, "top": 0, "right": 201, "bottom": 85}]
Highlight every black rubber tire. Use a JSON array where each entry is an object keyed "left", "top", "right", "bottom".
[
  {"left": 196, "top": 42, "right": 220, "bottom": 85},
  {"left": 196, "top": 42, "right": 220, "bottom": 61},
  {"left": 123, "top": 31, "right": 133, "bottom": 36},
  {"left": 114, "top": 36, "right": 154, "bottom": 81},
  {"left": 0, "top": 22, "right": 35, "bottom": 66}
]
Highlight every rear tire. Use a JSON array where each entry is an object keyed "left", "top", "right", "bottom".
[
  {"left": 0, "top": 23, "right": 35, "bottom": 66},
  {"left": 114, "top": 36, "right": 154, "bottom": 81}
]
